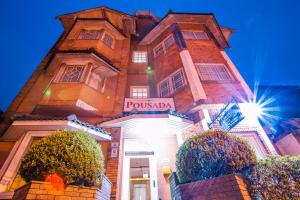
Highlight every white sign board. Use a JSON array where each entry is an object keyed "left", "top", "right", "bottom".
[{"left": 124, "top": 98, "right": 175, "bottom": 112}]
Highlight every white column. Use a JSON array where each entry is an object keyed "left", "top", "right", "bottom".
[
  {"left": 220, "top": 51, "right": 253, "bottom": 98},
  {"left": 255, "top": 120, "right": 278, "bottom": 155},
  {"left": 149, "top": 155, "right": 159, "bottom": 200},
  {"left": 121, "top": 154, "right": 130, "bottom": 200},
  {"left": 179, "top": 50, "right": 207, "bottom": 101}
]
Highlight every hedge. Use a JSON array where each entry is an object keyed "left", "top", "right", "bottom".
[
  {"left": 19, "top": 130, "right": 104, "bottom": 187},
  {"left": 176, "top": 130, "right": 257, "bottom": 183},
  {"left": 246, "top": 156, "right": 300, "bottom": 199}
]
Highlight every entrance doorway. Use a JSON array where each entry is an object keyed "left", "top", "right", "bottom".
[
  {"left": 122, "top": 139, "right": 158, "bottom": 200},
  {"left": 130, "top": 158, "right": 150, "bottom": 200}
]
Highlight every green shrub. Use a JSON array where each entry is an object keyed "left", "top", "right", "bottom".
[
  {"left": 19, "top": 130, "right": 104, "bottom": 187},
  {"left": 176, "top": 130, "right": 257, "bottom": 183},
  {"left": 246, "top": 156, "right": 300, "bottom": 199}
]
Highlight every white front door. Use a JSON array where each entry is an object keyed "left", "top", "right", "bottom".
[
  {"left": 121, "top": 139, "right": 159, "bottom": 200},
  {"left": 133, "top": 184, "right": 147, "bottom": 200}
]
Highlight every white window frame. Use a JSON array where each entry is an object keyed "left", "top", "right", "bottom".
[
  {"left": 55, "top": 64, "right": 87, "bottom": 83},
  {"left": 132, "top": 51, "right": 148, "bottom": 63},
  {"left": 153, "top": 35, "right": 175, "bottom": 58},
  {"left": 182, "top": 31, "right": 209, "bottom": 40},
  {"left": 101, "top": 31, "right": 115, "bottom": 49},
  {"left": 130, "top": 86, "right": 149, "bottom": 98},
  {"left": 195, "top": 63, "right": 233, "bottom": 81},
  {"left": 157, "top": 68, "right": 187, "bottom": 97}
]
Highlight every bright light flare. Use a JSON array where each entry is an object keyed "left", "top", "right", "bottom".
[{"left": 243, "top": 102, "right": 263, "bottom": 120}]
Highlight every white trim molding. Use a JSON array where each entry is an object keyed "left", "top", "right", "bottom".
[{"left": 179, "top": 50, "right": 207, "bottom": 101}]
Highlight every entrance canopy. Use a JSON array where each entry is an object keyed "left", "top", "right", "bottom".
[
  {"left": 3, "top": 114, "right": 111, "bottom": 141},
  {"left": 100, "top": 111, "right": 193, "bottom": 139}
]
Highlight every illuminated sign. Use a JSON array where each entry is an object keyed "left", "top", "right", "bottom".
[
  {"left": 124, "top": 98, "right": 175, "bottom": 112},
  {"left": 209, "top": 98, "right": 245, "bottom": 131}
]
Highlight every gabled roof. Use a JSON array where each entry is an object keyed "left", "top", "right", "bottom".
[
  {"left": 75, "top": 18, "right": 127, "bottom": 39},
  {"left": 56, "top": 6, "right": 133, "bottom": 19},
  {"left": 139, "top": 12, "right": 230, "bottom": 48}
]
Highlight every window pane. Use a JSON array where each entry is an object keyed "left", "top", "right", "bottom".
[
  {"left": 183, "top": 31, "right": 209, "bottom": 40},
  {"left": 172, "top": 70, "right": 186, "bottom": 91},
  {"left": 159, "top": 80, "right": 170, "bottom": 97},
  {"left": 198, "top": 64, "right": 232, "bottom": 81},
  {"left": 182, "top": 31, "right": 196, "bottom": 39},
  {"left": 87, "top": 71, "right": 103, "bottom": 90},
  {"left": 102, "top": 33, "right": 114, "bottom": 48},
  {"left": 131, "top": 86, "right": 148, "bottom": 98},
  {"left": 194, "top": 32, "right": 209, "bottom": 40},
  {"left": 78, "top": 30, "right": 102, "bottom": 40},
  {"left": 59, "top": 65, "right": 85, "bottom": 82},
  {"left": 164, "top": 36, "right": 175, "bottom": 49},
  {"left": 154, "top": 44, "right": 164, "bottom": 57},
  {"left": 133, "top": 52, "right": 147, "bottom": 63}
]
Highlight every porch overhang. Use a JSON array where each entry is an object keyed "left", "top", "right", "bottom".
[
  {"left": 2, "top": 115, "right": 111, "bottom": 141},
  {"left": 99, "top": 112, "right": 193, "bottom": 139}
]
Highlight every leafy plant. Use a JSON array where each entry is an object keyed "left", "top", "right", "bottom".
[
  {"left": 245, "top": 156, "right": 300, "bottom": 199},
  {"left": 176, "top": 130, "right": 257, "bottom": 183},
  {"left": 19, "top": 130, "right": 104, "bottom": 187}
]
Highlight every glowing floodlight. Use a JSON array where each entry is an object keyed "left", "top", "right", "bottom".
[
  {"left": 44, "top": 88, "right": 51, "bottom": 98},
  {"left": 243, "top": 102, "right": 263, "bottom": 120}
]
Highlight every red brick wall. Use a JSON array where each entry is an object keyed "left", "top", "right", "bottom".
[
  {"left": 170, "top": 173, "right": 251, "bottom": 200},
  {"left": 102, "top": 127, "right": 122, "bottom": 200}
]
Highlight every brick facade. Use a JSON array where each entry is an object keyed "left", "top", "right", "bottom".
[
  {"left": 170, "top": 173, "right": 251, "bottom": 200},
  {"left": 0, "top": 6, "right": 275, "bottom": 200},
  {"left": 13, "top": 176, "right": 111, "bottom": 200}
]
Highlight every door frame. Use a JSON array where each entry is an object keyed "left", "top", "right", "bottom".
[{"left": 121, "top": 139, "right": 158, "bottom": 200}]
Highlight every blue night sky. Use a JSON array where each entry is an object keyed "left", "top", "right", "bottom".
[{"left": 0, "top": 0, "right": 299, "bottom": 111}]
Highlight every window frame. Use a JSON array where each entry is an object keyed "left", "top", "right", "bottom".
[
  {"left": 101, "top": 31, "right": 115, "bottom": 49},
  {"left": 77, "top": 29, "right": 103, "bottom": 40},
  {"left": 157, "top": 68, "right": 187, "bottom": 97},
  {"left": 130, "top": 86, "right": 150, "bottom": 98},
  {"left": 153, "top": 35, "right": 175, "bottom": 58},
  {"left": 132, "top": 51, "right": 148, "bottom": 63},
  {"left": 195, "top": 63, "right": 234, "bottom": 82},
  {"left": 55, "top": 64, "right": 87, "bottom": 83},
  {"left": 182, "top": 31, "right": 209, "bottom": 40}
]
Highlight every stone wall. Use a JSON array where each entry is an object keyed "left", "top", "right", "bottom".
[
  {"left": 13, "top": 175, "right": 111, "bottom": 200},
  {"left": 170, "top": 173, "right": 251, "bottom": 200}
]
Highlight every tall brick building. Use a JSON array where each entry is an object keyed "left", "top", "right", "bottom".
[{"left": 0, "top": 7, "right": 277, "bottom": 200}]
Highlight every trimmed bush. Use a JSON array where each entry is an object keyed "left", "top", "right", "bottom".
[
  {"left": 176, "top": 130, "right": 257, "bottom": 183},
  {"left": 246, "top": 156, "right": 300, "bottom": 199},
  {"left": 19, "top": 130, "right": 104, "bottom": 187}
]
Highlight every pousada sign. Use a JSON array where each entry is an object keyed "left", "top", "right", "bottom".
[{"left": 124, "top": 98, "right": 175, "bottom": 112}]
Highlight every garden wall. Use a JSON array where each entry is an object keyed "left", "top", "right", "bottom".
[
  {"left": 170, "top": 173, "right": 251, "bottom": 200},
  {"left": 12, "top": 175, "right": 111, "bottom": 200}
]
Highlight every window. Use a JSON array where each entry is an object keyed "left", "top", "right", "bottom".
[
  {"left": 164, "top": 36, "right": 175, "bottom": 49},
  {"left": 131, "top": 86, "right": 149, "bottom": 98},
  {"left": 153, "top": 35, "right": 175, "bottom": 57},
  {"left": 172, "top": 70, "right": 186, "bottom": 91},
  {"left": 197, "top": 64, "right": 232, "bottom": 81},
  {"left": 101, "top": 32, "right": 115, "bottom": 48},
  {"left": 159, "top": 80, "right": 171, "bottom": 97},
  {"left": 182, "top": 31, "right": 209, "bottom": 40},
  {"left": 78, "top": 29, "right": 103, "bottom": 40},
  {"left": 59, "top": 65, "right": 85, "bottom": 82},
  {"left": 154, "top": 44, "right": 165, "bottom": 57},
  {"left": 132, "top": 52, "right": 147, "bottom": 63},
  {"left": 158, "top": 68, "right": 186, "bottom": 97},
  {"left": 87, "top": 71, "right": 105, "bottom": 91}
]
